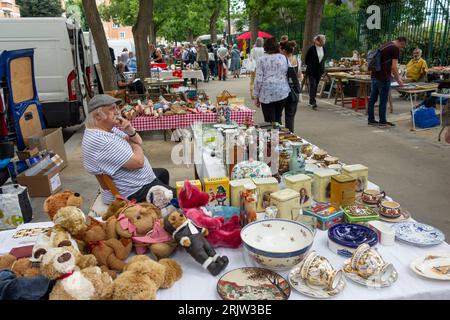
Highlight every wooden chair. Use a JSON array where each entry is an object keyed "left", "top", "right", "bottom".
[{"left": 95, "top": 174, "right": 121, "bottom": 197}]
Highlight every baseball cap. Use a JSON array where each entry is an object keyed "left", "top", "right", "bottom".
[{"left": 87, "top": 94, "right": 121, "bottom": 113}]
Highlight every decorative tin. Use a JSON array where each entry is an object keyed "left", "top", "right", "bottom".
[
  {"left": 231, "top": 160, "right": 272, "bottom": 180},
  {"left": 342, "top": 164, "right": 368, "bottom": 193},
  {"left": 270, "top": 189, "right": 301, "bottom": 220},
  {"left": 176, "top": 180, "right": 202, "bottom": 198},
  {"left": 229, "top": 178, "right": 254, "bottom": 207},
  {"left": 252, "top": 177, "right": 280, "bottom": 212},
  {"left": 284, "top": 174, "right": 312, "bottom": 207},
  {"left": 330, "top": 174, "right": 356, "bottom": 208},
  {"left": 343, "top": 204, "right": 379, "bottom": 223},
  {"left": 203, "top": 177, "right": 230, "bottom": 206},
  {"left": 303, "top": 202, "right": 344, "bottom": 230},
  {"left": 312, "top": 169, "right": 339, "bottom": 203}
]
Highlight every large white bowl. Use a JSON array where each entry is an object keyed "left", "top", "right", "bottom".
[{"left": 241, "top": 219, "right": 315, "bottom": 271}]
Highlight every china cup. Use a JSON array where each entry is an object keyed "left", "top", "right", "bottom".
[
  {"left": 377, "top": 200, "right": 401, "bottom": 218},
  {"left": 350, "top": 244, "right": 394, "bottom": 281},
  {"left": 324, "top": 157, "right": 339, "bottom": 166},
  {"left": 300, "top": 251, "right": 343, "bottom": 290},
  {"left": 313, "top": 150, "right": 328, "bottom": 161},
  {"left": 362, "top": 189, "right": 386, "bottom": 204}
]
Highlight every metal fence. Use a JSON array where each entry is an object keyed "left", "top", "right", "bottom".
[{"left": 267, "top": 0, "right": 450, "bottom": 65}]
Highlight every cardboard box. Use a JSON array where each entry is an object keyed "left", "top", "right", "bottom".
[
  {"left": 16, "top": 147, "right": 40, "bottom": 161},
  {"left": 16, "top": 157, "right": 63, "bottom": 197},
  {"left": 203, "top": 177, "right": 230, "bottom": 206},
  {"left": 25, "top": 128, "right": 67, "bottom": 169}
]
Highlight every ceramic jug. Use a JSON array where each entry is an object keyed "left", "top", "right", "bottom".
[{"left": 289, "top": 142, "right": 306, "bottom": 174}]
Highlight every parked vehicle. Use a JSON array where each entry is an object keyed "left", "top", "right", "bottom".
[{"left": 0, "top": 17, "right": 92, "bottom": 127}]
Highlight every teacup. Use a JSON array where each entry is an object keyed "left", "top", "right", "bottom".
[
  {"left": 324, "top": 156, "right": 339, "bottom": 166},
  {"left": 300, "top": 251, "right": 343, "bottom": 290},
  {"left": 350, "top": 243, "right": 394, "bottom": 281},
  {"left": 377, "top": 200, "right": 401, "bottom": 218},
  {"left": 313, "top": 150, "right": 328, "bottom": 161},
  {"left": 362, "top": 189, "right": 386, "bottom": 204}
]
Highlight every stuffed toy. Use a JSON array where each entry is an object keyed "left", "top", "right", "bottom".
[
  {"left": 0, "top": 254, "right": 40, "bottom": 277},
  {"left": 40, "top": 247, "right": 114, "bottom": 300},
  {"left": 30, "top": 233, "right": 53, "bottom": 266},
  {"left": 102, "top": 195, "right": 128, "bottom": 221},
  {"left": 82, "top": 217, "right": 132, "bottom": 273},
  {"left": 52, "top": 206, "right": 88, "bottom": 237},
  {"left": 43, "top": 190, "right": 83, "bottom": 221},
  {"left": 109, "top": 203, "right": 177, "bottom": 259},
  {"left": 112, "top": 255, "right": 182, "bottom": 300},
  {"left": 163, "top": 211, "right": 229, "bottom": 276},
  {"left": 178, "top": 180, "right": 242, "bottom": 249},
  {"left": 146, "top": 185, "right": 178, "bottom": 218}
]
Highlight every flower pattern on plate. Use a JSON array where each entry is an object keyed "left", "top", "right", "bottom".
[{"left": 392, "top": 222, "right": 445, "bottom": 247}]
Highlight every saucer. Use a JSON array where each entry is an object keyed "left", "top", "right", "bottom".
[
  {"left": 378, "top": 209, "right": 411, "bottom": 223},
  {"left": 342, "top": 260, "right": 398, "bottom": 288},
  {"left": 289, "top": 264, "right": 346, "bottom": 299}
]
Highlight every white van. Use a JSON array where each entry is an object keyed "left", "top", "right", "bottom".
[{"left": 0, "top": 17, "right": 92, "bottom": 127}]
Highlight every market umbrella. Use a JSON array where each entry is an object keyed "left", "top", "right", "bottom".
[{"left": 237, "top": 31, "right": 273, "bottom": 40}]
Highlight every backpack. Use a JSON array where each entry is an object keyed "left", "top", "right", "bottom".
[{"left": 367, "top": 43, "right": 395, "bottom": 72}]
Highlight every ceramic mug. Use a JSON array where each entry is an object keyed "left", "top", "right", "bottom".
[
  {"left": 324, "top": 157, "right": 339, "bottom": 166},
  {"left": 362, "top": 189, "right": 386, "bottom": 205},
  {"left": 377, "top": 200, "right": 401, "bottom": 218},
  {"left": 313, "top": 150, "right": 327, "bottom": 161},
  {"left": 300, "top": 251, "right": 343, "bottom": 290},
  {"left": 350, "top": 244, "right": 394, "bottom": 281}
]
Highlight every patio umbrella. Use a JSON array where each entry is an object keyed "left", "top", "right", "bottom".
[{"left": 237, "top": 31, "right": 273, "bottom": 40}]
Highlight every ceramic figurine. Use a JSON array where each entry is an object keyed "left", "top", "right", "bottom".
[
  {"left": 239, "top": 184, "right": 257, "bottom": 227},
  {"left": 163, "top": 211, "right": 229, "bottom": 276}
]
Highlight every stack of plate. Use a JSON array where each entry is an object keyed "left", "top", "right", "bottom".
[{"left": 392, "top": 222, "right": 445, "bottom": 247}]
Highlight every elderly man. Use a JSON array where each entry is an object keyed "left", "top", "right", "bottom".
[
  {"left": 406, "top": 48, "right": 428, "bottom": 82},
  {"left": 82, "top": 94, "right": 174, "bottom": 204}
]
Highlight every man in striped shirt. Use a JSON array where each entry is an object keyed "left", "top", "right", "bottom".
[{"left": 82, "top": 94, "right": 174, "bottom": 204}]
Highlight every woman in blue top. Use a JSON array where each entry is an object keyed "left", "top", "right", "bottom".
[
  {"left": 229, "top": 44, "right": 241, "bottom": 78},
  {"left": 127, "top": 52, "right": 137, "bottom": 73}
]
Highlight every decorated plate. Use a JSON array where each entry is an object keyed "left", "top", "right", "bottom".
[
  {"left": 217, "top": 267, "right": 291, "bottom": 300},
  {"left": 289, "top": 263, "right": 346, "bottom": 299},
  {"left": 328, "top": 223, "right": 378, "bottom": 248},
  {"left": 410, "top": 253, "right": 450, "bottom": 280},
  {"left": 392, "top": 222, "right": 445, "bottom": 247},
  {"left": 342, "top": 260, "right": 398, "bottom": 288}
]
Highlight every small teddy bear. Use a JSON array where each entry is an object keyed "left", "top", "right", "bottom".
[
  {"left": 102, "top": 195, "right": 129, "bottom": 221},
  {"left": 146, "top": 185, "right": 178, "bottom": 218},
  {"left": 163, "top": 211, "right": 229, "bottom": 276},
  {"left": 112, "top": 255, "right": 182, "bottom": 300},
  {"left": 40, "top": 247, "right": 114, "bottom": 300},
  {"left": 43, "top": 190, "right": 83, "bottom": 221},
  {"left": 0, "top": 254, "right": 41, "bottom": 277}
]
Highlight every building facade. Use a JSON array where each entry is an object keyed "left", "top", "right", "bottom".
[
  {"left": 0, "top": 0, "right": 21, "bottom": 18},
  {"left": 97, "top": 0, "right": 133, "bottom": 40}
]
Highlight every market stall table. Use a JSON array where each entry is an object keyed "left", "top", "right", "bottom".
[
  {"left": 144, "top": 78, "right": 185, "bottom": 95},
  {"left": 431, "top": 92, "right": 450, "bottom": 141},
  {"left": 154, "top": 70, "right": 204, "bottom": 81}
]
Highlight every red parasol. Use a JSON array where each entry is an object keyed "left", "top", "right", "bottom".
[{"left": 237, "top": 31, "right": 273, "bottom": 40}]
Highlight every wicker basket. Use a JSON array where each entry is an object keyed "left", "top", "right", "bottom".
[{"left": 216, "top": 90, "right": 236, "bottom": 104}]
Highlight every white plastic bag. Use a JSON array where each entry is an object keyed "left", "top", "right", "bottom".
[{"left": 0, "top": 184, "right": 33, "bottom": 230}]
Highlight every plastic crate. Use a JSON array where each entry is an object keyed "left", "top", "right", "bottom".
[{"left": 352, "top": 98, "right": 367, "bottom": 109}]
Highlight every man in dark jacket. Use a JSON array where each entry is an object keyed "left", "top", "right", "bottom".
[{"left": 304, "top": 34, "right": 327, "bottom": 110}]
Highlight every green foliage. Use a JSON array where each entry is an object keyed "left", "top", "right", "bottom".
[
  {"left": 65, "top": 0, "right": 89, "bottom": 31},
  {"left": 16, "top": 0, "right": 63, "bottom": 17}
]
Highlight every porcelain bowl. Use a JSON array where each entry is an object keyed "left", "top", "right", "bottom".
[{"left": 241, "top": 219, "right": 315, "bottom": 271}]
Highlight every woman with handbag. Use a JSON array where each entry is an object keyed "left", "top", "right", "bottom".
[
  {"left": 253, "top": 38, "right": 290, "bottom": 124},
  {"left": 280, "top": 40, "right": 302, "bottom": 133},
  {"left": 249, "top": 37, "right": 265, "bottom": 99}
]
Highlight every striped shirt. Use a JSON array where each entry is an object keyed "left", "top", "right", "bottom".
[{"left": 82, "top": 127, "right": 156, "bottom": 204}]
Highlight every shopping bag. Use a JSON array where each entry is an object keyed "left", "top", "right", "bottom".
[
  {"left": 413, "top": 106, "right": 440, "bottom": 128},
  {"left": 216, "top": 90, "right": 236, "bottom": 104},
  {"left": 0, "top": 184, "right": 33, "bottom": 230}
]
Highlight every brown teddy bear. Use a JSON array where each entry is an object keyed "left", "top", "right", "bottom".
[
  {"left": 109, "top": 203, "right": 177, "bottom": 259},
  {"left": 112, "top": 255, "right": 182, "bottom": 300},
  {"left": 82, "top": 217, "right": 133, "bottom": 273},
  {"left": 43, "top": 190, "right": 83, "bottom": 221},
  {"left": 40, "top": 247, "right": 114, "bottom": 300},
  {"left": 102, "top": 195, "right": 128, "bottom": 221},
  {"left": 0, "top": 254, "right": 40, "bottom": 277}
]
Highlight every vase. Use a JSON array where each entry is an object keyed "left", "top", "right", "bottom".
[{"left": 289, "top": 142, "right": 306, "bottom": 174}]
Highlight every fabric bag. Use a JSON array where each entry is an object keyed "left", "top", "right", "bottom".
[
  {"left": 413, "top": 106, "right": 440, "bottom": 128},
  {"left": 286, "top": 57, "right": 301, "bottom": 103},
  {"left": 0, "top": 184, "right": 33, "bottom": 230}
]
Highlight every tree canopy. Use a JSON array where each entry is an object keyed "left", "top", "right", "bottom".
[{"left": 16, "top": 0, "right": 63, "bottom": 17}]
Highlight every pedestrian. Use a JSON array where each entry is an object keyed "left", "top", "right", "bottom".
[
  {"left": 196, "top": 40, "right": 209, "bottom": 82},
  {"left": 120, "top": 48, "right": 129, "bottom": 65},
  {"left": 217, "top": 42, "right": 229, "bottom": 81},
  {"left": 127, "top": 52, "right": 137, "bottom": 73},
  {"left": 229, "top": 44, "right": 241, "bottom": 78},
  {"left": 253, "top": 37, "right": 290, "bottom": 124},
  {"left": 304, "top": 34, "right": 327, "bottom": 110},
  {"left": 280, "top": 40, "right": 302, "bottom": 133},
  {"left": 249, "top": 37, "right": 265, "bottom": 99},
  {"left": 367, "top": 36, "right": 406, "bottom": 127},
  {"left": 207, "top": 43, "right": 217, "bottom": 80}
]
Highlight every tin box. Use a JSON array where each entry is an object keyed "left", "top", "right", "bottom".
[
  {"left": 342, "top": 164, "right": 368, "bottom": 193},
  {"left": 303, "top": 202, "right": 344, "bottom": 230},
  {"left": 284, "top": 174, "right": 312, "bottom": 207},
  {"left": 176, "top": 180, "right": 202, "bottom": 198},
  {"left": 252, "top": 177, "right": 280, "bottom": 212},
  {"left": 203, "top": 177, "right": 230, "bottom": 206},
  {"left": 312, "top": 169, "right": 339, "bottom": 203},
  {"left": 330, "top": 174, "right": 356, "bottom": 208},
  {"left": 270, "top": 188, "right": 300, "bottom": 220},
  {"left": 229, "top": 178, "right": 254, "bottom": 207}
]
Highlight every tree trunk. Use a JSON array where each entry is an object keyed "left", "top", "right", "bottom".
[
  {"left": 250, "top": 13, "right": 259, "bottom": 47},
  {"left": 149, "top": 19, "right": 156, "bottom": 46},
  {"left": 82, "top": 0, "right": 117, "bottom": 91},
  {"left": 210, "top": 5, "right": 220, "bottom": 44},
  {"left": 302, "top": 0, "right": 325, "bottom": 61},
  {"left": 132, "top": 0, "right": 153, "bottom": 79},
  {"left": 187, "top": 30, "right": 194, "bottom": 44}
]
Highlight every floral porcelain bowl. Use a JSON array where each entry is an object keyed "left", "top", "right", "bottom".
[
  {"left": 241, "top": 219, "right": 315, "bottom": 271},
  {"left": 231, "top": 160, "right": 272, "bottom": 180}
]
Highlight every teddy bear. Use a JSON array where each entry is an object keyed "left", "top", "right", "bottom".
[
  {"left": 40, "top": 247, "right": 114, "bottom": 300},
  {"left": 146, "top": 185, "right": 178, "bottom": 218},
  {"left": 0, "top": 254, "right": 41, "bottom": 277},
  {"left": 163, "top": 211, "right": 229, "bottom": 276},
  {"left": 43, "top": 190, "right": 83, "bottom": 221},
  {"left": 109, "top": 203, "right": 177, "bottom": 259},
  {"left": 102, "top": 195, "right": 128, "bottom": 221},
  {"left": 82, "top": 217, "right": 133, "bottom": 273},
  {"left": 112, "top": 255, "right": 182, "bottom": 300},
  {"left": 178, "top": 180, "right": 242, "bottom": 249}
]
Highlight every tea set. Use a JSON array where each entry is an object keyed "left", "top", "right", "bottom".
[{"left": 360, "top": 189, "right": 411, "bottom": 222}]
